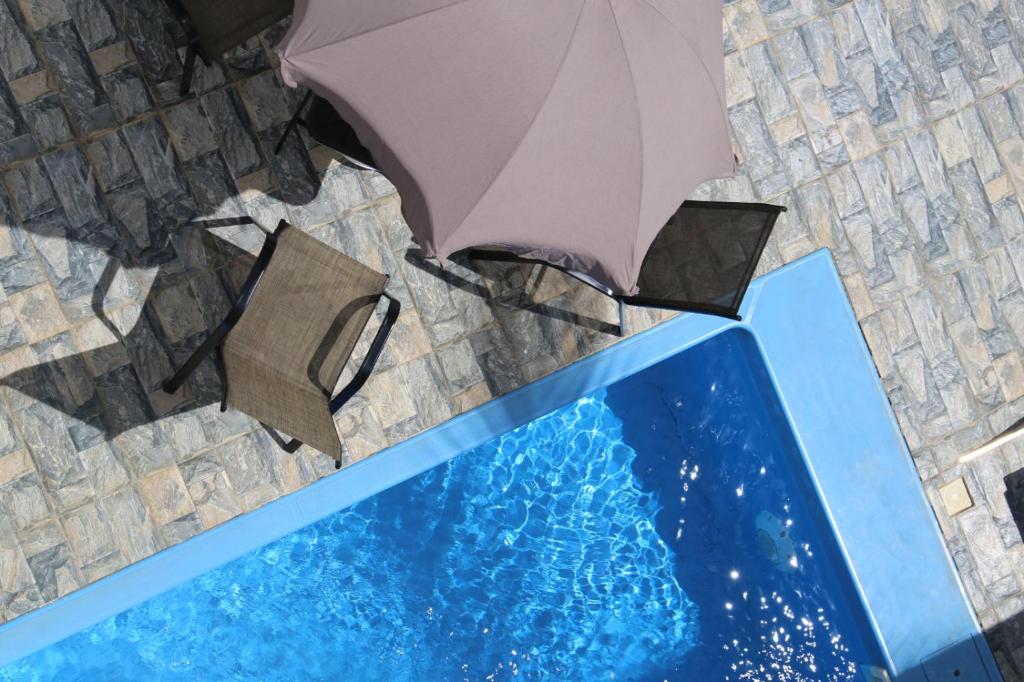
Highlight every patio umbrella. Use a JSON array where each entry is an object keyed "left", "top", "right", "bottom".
[{"left": 277, "top": 0, "right": 736, "bottom": 295}]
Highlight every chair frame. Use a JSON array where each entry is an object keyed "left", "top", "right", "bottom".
[
  {"left": 163, "top": 219, "right": 400, "bottom": 464},
  {"left": 275, "top": 92, "right": 379, "bottom": 171},
  {"left": 161, "top": 0, "right": 212, "bottom": 97},
  {"left": 467, "top": 201, "right": 785, "bottom": 336}
]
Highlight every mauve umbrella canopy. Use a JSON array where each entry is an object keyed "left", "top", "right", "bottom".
[{"left": 277, "top": 0, "right": 736, "bottom": 294}]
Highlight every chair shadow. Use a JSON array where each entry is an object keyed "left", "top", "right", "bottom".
[
  {"left": 1, "top": 218, "right": 261, "bottom": 443},
  {"left": 402, "top": 249, "right": 620, "bottom": 336}
]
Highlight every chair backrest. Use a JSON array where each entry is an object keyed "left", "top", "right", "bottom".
[
  {"left": 624, "top": 201, "right": 784, "bottom": 319},
  {"left": 181, "top": 0, "right": 292, "bottom": 57},
  {"left": 221, "top": 224, "right": 388, "bottom": 457}
]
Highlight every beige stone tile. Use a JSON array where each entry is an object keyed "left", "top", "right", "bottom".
[
  {"left": 187, "top": 470, "right": 242, "bottom": 528},
  {"left": 769, "top": 113, "right": 805, "bottom": 145},
  {"left": 938, "top": 477, "right": 973, "bottom": 516},
  {"left": 8, "top": 285, "right": 68, "bottom": 344},
  {"left": 62, "top": 503, "right": 117, "bottom": 568},
  {"left": 138, "top": 466, "right": 195, "bottom": 526},
  {"left": 89, "top": 42, "right": 132, "bottom": 76},
  {"left": 0, "top": 450, "right": 33, "bottom": 486},
  {"left": 364, "top": 365, "right": 418, "bottom": 428},
  {"left": 985, "top": 175, "right": 1012, "bottom": 203},
  {"left": 452, "top": 382, "right": 492, "bottom": 413},
  {"left": 842, "top": 271, "right": 876, "bottom": 320},
  {"left": 0, "top": 345, "right": 38, "bottom": 381},
  {"left": 8, "top": 71, "right": 54, "bottom": 104},
  {"left": 383, "top": 312, "right": 432, "bottom": 365},
  {"left": 239, "top": 482, "right": 279, "bottom": 512},
  {"left": 16, "top": 518, "right": 66, "bottom": 557},
  {"left": 837, "top": 112, "right": 881, "bottom": 161},
  {"left": 237, "top": 168, "right": 275, "bottom": 201}
]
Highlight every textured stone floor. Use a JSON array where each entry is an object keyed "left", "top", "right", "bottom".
[{"left": 1, "top": 0, "right": 1024, "bottom": 676}]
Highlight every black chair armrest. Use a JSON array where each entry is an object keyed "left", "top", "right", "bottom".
[{"left": 329, "top": 292, "right": 401, "bottom": 414}]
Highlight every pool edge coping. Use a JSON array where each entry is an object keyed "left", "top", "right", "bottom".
[{"left": 0, "top": 249, "right": 1000, "bottom": 680}]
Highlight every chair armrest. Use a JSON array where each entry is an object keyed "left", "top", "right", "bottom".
[
  {"left": 329, "top": 292, "right": 401, "bottom": 414},
  {"left": 162, "top": 220, "right": 286, "bottom": 394}
]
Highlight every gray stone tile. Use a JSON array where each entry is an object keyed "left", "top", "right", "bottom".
[
  {"left": 62, "top": 501, "right": 116, "bottom": 569},
  {"left": 217, "top": 433, "right": 279, "bottom": 500},
  {"left": 4, "top": 158, "right": 56, "bottom": 220},
  {"left": 436, "top": 338, "right": 485, "bottom": 395},
  {"left": 981, "top": 92, "right": 1020, "bottom": 144},
  {"left": 40, "top": 145, "right": 110, "bottom": 235},
  {"left": 99, "top": 485, "right": 159, "bottom": 563},
  {"left": 101, "top": 65, "right": 152, "bottom": 121},
  {"left": 730, "top": 100, "right": 788, "bottom": 198},
  {"left": 36, "top": 21, "right": 115, "bottom": 134},
  {"left": 744, "top": 43, "right": 794, "bottom": 123},
  {"left": 162, "top": 100, "right": 216, "bottom": 161},
  {"left": 237, "top": 71, "right": 293, "bottom": 132},
  {"left": 67, "top": 0, "right": 118, "bottom": 51},
  {"left": 121, "top": 116, "right": 190, "bottom": 203},
  {"left": 0, "top": 472, "right": 51, "bottom": 531},
  {"left": 25, "top": 542, "right": 82, "bottom": 602},
  {"left": 201, "top": 87, "right": 263, "bottom": 179},
  {"left": 0, "top": 0, "right": 41, "bottom": 81},
  {"left": 952, "top": 3, "right": 998, "bottom": 81},
  {"left": 120, "top": 0, "right": 180, "bottom": 86},
  {"left": 20, "top": 94, "right": 74, "bottom": 151},
  {"left": 771, "top": 30, "right": 813, "bottom": 81},
  {"left": 0, "top": 78, "right": 37, "bottom": 166},
  {"left": 948, "top": 159, "right": 1003, "bottom": 253}
]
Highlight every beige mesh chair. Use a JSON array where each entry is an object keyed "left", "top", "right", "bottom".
[
  {"left": 163, "top": 220, "right": 400, "bottom": 467},
  {"left": 162, "top": 0, "right": 293, "bottom": 96}
]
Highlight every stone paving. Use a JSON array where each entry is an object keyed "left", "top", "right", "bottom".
[{"left": 0, "top": 0, "right": 1023, "bottom": 676}]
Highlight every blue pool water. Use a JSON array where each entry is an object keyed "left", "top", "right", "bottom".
[{"left": 2, "top": 329, "right": 887, "bottom": 680}]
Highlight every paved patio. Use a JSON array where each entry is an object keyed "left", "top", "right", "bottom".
[{"left": 1, "top": 0, "right": 1024, "bottom": 676}]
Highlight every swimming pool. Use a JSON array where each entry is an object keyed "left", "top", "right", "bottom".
[{"left": 0, "top": 250, "right": 1000, "bottom": 680}]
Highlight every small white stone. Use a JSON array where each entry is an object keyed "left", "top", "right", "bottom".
[{"left": 937, "top": 477, "right": 973, "bottom": 516}]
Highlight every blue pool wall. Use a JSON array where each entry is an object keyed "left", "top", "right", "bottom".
[{"left": 0, "top": 249, "right": 1000, "bottom": 681}]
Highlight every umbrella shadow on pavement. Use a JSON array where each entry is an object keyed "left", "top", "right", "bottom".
[
  {"left": 1, "top": 218, "right": 260, "bottom": 447},
  {"left": 402, "top": 249, "right": 621, "bottom": 337}
]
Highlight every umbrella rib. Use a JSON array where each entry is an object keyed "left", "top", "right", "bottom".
[
  {"left": 285, "top": 0, "right": 481, "bottom": 58},
  {"left": 437, "top": 0, "right": 589, "bottom": 256},
  {"left": 607, "top": 0, "right": 645, "bottom": 281},
  {"left": 635, "top": 0, "right": 729, "bottom": 120}
]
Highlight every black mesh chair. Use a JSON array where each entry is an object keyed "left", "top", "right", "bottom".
[
  {"left": 469, "top": 201, "right": 784, "bottom": 336},
  {"left": 275, "top": 93, "right": 377, "bottom": 171},
  {"left": 162, "top": 0, "right": 293, "bottom": 97}
]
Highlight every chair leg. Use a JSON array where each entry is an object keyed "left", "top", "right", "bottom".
[
  {"left": 275, "top": 91, "right": 312, "bottom": 155},
  {"left": 180, "top": 40, "right": 198, "bottom": 97},
  {"left": 163, "top": 326, "right": 227, "bottom": 394},
  {"left": 617, "top": 299, "right": 626, "bottom": 337}
]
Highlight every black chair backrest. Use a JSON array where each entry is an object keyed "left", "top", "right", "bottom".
[{"left": 623, "top": 201, "right": 784, "bottom": 319}]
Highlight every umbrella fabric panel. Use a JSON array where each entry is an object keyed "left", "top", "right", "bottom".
[
  {"left": 277, "top": 0, "right": 735, "bottom": 295},
  {"left": 280, "top": 0, "right": 586, "bottom": 256}
]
